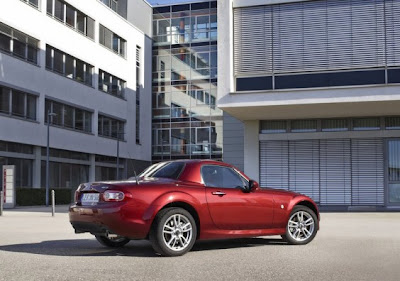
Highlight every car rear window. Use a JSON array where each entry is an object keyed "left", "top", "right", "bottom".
[{"left": 148, "top": 162, "right": 185, "bottom": 180}]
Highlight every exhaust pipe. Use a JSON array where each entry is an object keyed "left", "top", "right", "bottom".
[{"left": 106, "top": 231, "right": 119, "bottom": 239}]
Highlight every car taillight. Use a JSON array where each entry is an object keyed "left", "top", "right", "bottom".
[
  {"left": 75, "top": 191, "right": 80, "bottom": 202},
  {"left": 103, "top": 191, "right": 125, "bottom": 202}
]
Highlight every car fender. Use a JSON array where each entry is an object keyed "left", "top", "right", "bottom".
[
  {"left": 287, "top": 195, "right": 320, "bottom": 220},
  {"left": 142, "top": 191, "right": 202, "bottom": 223}
]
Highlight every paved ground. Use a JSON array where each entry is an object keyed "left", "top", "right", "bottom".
[{"left": 0, "top": 207, "right": 399, "bottom": 281}]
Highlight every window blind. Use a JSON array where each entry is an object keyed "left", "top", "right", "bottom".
[{"left": 234, "top": 0, "right": 388, "bottom": 76}]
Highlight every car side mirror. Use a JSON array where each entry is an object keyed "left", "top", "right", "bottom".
[{"left": 248, "top": 180, "right": 259, "bottom": 192}]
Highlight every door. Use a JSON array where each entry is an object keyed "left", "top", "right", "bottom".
[
  {"left": 203, "top": 165, "right": 273, "bottom": 230},
  {"left": 387, "top": 139, "right": 400, "bottom": 205}
]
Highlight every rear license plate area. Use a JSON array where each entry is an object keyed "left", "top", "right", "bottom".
[{"left": 81, "top": 193, "right": 100, "bottom": 205}]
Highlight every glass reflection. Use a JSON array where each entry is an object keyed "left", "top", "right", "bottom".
[{"left": 152, "top": 1, "right": 221, "bottom": 161}]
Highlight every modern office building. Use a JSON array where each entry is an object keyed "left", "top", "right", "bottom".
[
  {"left": 219, "top": 0, "right": 400, "bottom": 209},
  {"left": 151, "top": 1, "right": 223, "bottom": 162},
  {"left": 0, "top": 0, "right": 153, "bottom": 191}
]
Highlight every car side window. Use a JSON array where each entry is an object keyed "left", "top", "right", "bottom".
[
  {"left": 202, "top": 165, "right": 246, "bottom": 189},
  {"left": 151, "top": 162, "right": 185, "bottom": 179}
]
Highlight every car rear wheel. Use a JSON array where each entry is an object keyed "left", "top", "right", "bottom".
[
  {"left": 282, "top": 206, "right": 318, "bottom": 245},
  {"left": 95, "top": 233, "right": 130, "bottom": 248},
  {"left": 150, "top": 207, "right": 197, "bottom": 257}
]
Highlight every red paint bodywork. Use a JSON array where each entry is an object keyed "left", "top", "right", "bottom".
[{"left": 69, "top": 160, "right": 319, "bottom": 240}]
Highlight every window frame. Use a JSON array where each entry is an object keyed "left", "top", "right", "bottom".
[
  {"left": 47, "top": 0, "right": 95, "bottom": 40},
  {"left": 98, "top": 114, "right": 125, "bottom": 140},
  {"left": 46, "top": 45, "right": 94, "bottom": 87},
  {"left": 0, "top": 22, "right": 39, "bottom": 65},
  {"left": 99, "top": 24, "right": 126, "bottom": 58},
  {"left": 98, "top": 69, "right": 126, "bottom": 99},
  {"left": 20, "top": 0, "right": 40, "bottom": 9},
  {"left": 0, "top": 85, "right": 37, "bottom": 121},
  {"left": 45, "top": 99, "right": 93, "bottom": 133}
]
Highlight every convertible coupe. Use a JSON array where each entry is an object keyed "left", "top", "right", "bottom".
[{"left": 69, "top": 160, "right": 319, "bottom": 256}]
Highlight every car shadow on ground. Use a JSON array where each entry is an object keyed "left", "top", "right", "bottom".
[{"left": 0, "top": 237, "right": 287, "bottom": 258}]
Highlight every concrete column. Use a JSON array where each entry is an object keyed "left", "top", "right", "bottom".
[
  {"left": 32, "top": 146, "right": 42, "bottom": 188},
  {"left": 243, "top": 120, "right": 260, "bottom": 182},
  {"left": 89, "top": 154, "right": 95, "bottom": 182}
]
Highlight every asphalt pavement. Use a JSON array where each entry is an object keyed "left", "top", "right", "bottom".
[{"left": 0, "top": 207, "right": 399, "bottom": 281}]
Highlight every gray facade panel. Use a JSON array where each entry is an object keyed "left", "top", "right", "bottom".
[{"left": 222, "top": 112, "right": 244, "bottom": 170}]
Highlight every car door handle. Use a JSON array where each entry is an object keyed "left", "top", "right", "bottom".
[{"left": 212, "top": 191, "right": 226, "bottom": 196}]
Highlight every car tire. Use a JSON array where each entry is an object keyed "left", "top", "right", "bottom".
[
  {"left": 282, "top": 205, "right": 318, "bottom": 245},
  {"left": 95, "top": 234, "right": 130, "bottom": 248},
  {"left": 150, "top": 207, "right": 197, "bottom": 257}
]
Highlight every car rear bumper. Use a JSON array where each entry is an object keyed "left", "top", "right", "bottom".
[{"left": 69, "top": 204, "right": 150, "bottom": 239}]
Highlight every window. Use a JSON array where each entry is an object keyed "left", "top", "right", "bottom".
[
  {"left": 201, "top": 165, "right": 246, "bottom": 188},
  {"left": 385, "top": 117, "right": 400, "bottom": 130},
  {"left": 196, "top": 128, "right": 210, "bottom": 143},
  {"left": 20, "top": 0, "right": 39, "bottom": 8},
  {"left": 260, "top": 120, "right": 287, "bottom": 133},
  {"left": 53, "top": 48, "right": 63, "bottom": 73},
  {"left": 47, "top": 0, "right": 95, "bottom": 39},
  {"left": 141, "top": 162, "right": 185, "bottom": 180},
  {"left": 41, "top": 161, "right": 89, "bottom": 188},
  {"left": 41, "top": 147, "right": 89, "bottom": 161},
  {"left": 98, "top": 70, "right": 126, "bottom": 98},
  {"left": 101, "top": 0, "right": 119, "bottom": 13},
  {"left": 99, "top": 25, "right": 126, "bottom": 57},
  {"left": 0, "top": 22, "right": 39, "bottom": 64},
  {"left": 95, "top": 166, "right": 122, "bottom": 181},
  {"left": 0, "top": 158, "right": 33, "bottom": 188},
  {"left": 233, "top": 1, "right": 388, "bottom": 76},
  {"left": 353, "top": 118, "right": 380, "bottom": 131},
  {"left": 46, "top": 45, "right": 93, "bottom": 86},
  {"left": 54, "top": 0, "right": 64, "bottom": 21},
  {"left": 98, "top": 114, "right": 125, "bottom": 140},
  {"left": 12, "top": 90, "right": 25, "bottom": 117},
  {"left": 291, "top": 120, "right": 317, "bottom": 133},
  {"left": 66, "top": 4, "right": 75, "bottom": 27},
  {"left": 45, "top": 99, "right": 92, "bottom": 133},
  {"left": 0, "top": 85, "right": 36, "bottom": 120},
  {"left": 0, "top": 86, "right": 10, "bottom": 114},
  {"left": 0, "top": 140, "right": 34, "bottom": 154},
  {"left": 95, "top": 154, "right": 118, "bottom": 163},
  {"left": 136, "top": 46, "right": 141, "bottom": 144},
  {"left": 322, "top": 119, "right": 348, "bottom": 132},
  {"left": 260, "top": 117, "right": 400, "bottom": 134}
]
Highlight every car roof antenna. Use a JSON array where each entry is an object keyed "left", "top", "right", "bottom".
[
  {"left": 133, "top": 168, "right": 139, "bottom": 185},
  {"left": 127, "top": 150, "right": 140, "bottom": 185}
]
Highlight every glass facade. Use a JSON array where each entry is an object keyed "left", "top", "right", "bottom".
[{"left": 152, "top": 1, "right": 222, "bottom": 162}]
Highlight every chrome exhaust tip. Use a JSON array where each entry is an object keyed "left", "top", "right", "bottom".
[{"left": 106, "top": 231, "right": 119, "bottom": 239}]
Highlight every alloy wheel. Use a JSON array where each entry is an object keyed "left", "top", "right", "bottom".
[
  {"left": 287, "top": 210, "right": 315, "bottom": 242},
  {"left": 162, "top": 214, "right": 193, "bottom": 251}
]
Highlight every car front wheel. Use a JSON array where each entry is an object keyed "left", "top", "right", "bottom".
[
  {"left": 150, "top": 207, "right": 197, "bottom": 257},
  {"left": 282, "top": 206, "right": 318, "bottom": 245}
]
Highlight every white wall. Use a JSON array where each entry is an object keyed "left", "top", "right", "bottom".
[{"left": 0, "top": 0, "right": 152, "bottom": 162}]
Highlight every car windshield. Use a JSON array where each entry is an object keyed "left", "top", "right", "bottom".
[{"left": 138, "top": 162, "right": 185, "bottom": 180}]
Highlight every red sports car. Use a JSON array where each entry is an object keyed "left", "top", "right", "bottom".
[{"left": 69, "top": 160, "right": 319, "bottom": 256}]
